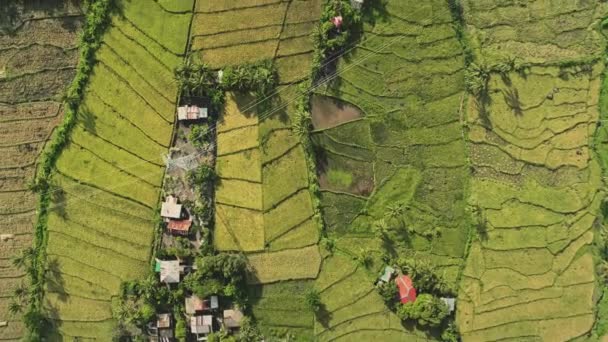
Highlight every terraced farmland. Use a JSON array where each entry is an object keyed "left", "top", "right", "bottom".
[
  {"left": 313, "top": 0, "right": 468, "bottom": 285},
  {"left": 299, "top": 0, "right": 469, "bottom": 339},
  {"left": 41, "top": 1, "right": 193, "bottom": 339},
  {"left": 194, "top": 1, "right": 322, "bottom": 280},
  {"left": 457, "top": 1, "right": 608, "bottom": 340},
  {"left": 0, "top": 2, "right": 83, "bottom": 339},
  {"left": 191, "top": 1, "right": 324, "bottom": 337}
]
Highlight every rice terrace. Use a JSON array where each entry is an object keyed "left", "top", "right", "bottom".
[{"left": 2, "top": 0, "right": 608, "bottom": 341}]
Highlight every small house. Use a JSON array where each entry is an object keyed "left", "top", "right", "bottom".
[
  {"left": 167, "top": 218, "right": 192, "bottom": 236},
  {"left": 395, "top": 275, "right": 417, "bottom": 304},
  {"left": 157, "top": 260, "right": 181, "bottom": 284},
  {"left": 441, "top": 297, "right": 456, "bottom": 313},
  {"left": 331, "top": 16, "right": 343, "bottom": 29},
  {"left": 177, "top": 105, "right": 208, "bottom": 121},
  {"left": 223, "top": 308, "right": 244, "bottom": 330},
  {"left": 161, "top": 195, "right": 182, "bottom": 219},
  {"left": 186, "top": 295, "right": 205, "bottom": 315},
  {"left": 186, "top": 295, "right": 219, "bottom": 314},
  {"left": 190, "top": 315, "right": 213, "bottom": 336},
  {"left": 378, "top": 265, "right": 395, "bottom": 283},
  {"left": 350, "top": 0, "right": 364, "bottom": 10}
]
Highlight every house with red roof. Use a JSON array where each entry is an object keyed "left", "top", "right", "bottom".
[
  {"left": 395, "top": 275, "right": 417, "bottom": 304},
  {"left": 167, "top": 218, "right": 192, "bottom": 236}
]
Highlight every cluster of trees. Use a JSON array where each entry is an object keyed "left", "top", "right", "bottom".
[
  {"left": 222, "top": 59, "right": 277, "bottom": 98},
  {"left": 312, "top": 0, "right": 362, "bottom": 78},
  {"left": 174, "top": 57, "right": 225, "bottom": 112},
  {"left": 183, "top": 253, "right": 248, "bottom": 303}
]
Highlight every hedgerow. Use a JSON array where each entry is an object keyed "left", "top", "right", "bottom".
[{"left": 25, "top": 0, "right": 117, "bottom": 339}]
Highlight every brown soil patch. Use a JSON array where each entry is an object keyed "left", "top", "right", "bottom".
[{"left": 311, "top": 95, "right": 363, "bottom": 130}]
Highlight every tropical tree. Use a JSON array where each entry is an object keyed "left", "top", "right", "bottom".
[
  {"left": 396, "top": 294, "right": 449, "bottom": 327},
  {"left": 373, "top": 218, "right": 390, "bottom": 240},
  {"left": 12, "top": 247, "right": 35, "bottom": 269},
  {"left": 305, "top": 289, "right": 322, "bottom": 313}
]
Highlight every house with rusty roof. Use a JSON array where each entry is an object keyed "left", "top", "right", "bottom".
[
  {"left": 177, "top": 105, "right": 208, "bottom": 121},
  {"left": 167, "top": 218, "right": 192, "bottom": 236},
  {"left": 395, "top": 275, "right": 417, "bottom": 304}
]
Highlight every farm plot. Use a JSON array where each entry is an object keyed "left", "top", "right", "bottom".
[
  {"left": 303, "top": 0, "right": 470, "bottom": 339},
  {"left": 249, "top": 280, "right": 316, "bottom": 340},
  {"left": 42, "top": 1, "right": 193, "bottom": 340},
  {"left": 456, "top": 2, "right": 608, "bottom": 338},
  {"left": 192, "top": 2, "right": 322, "bottom": 338},
  {"left": 458, "top": 65, "right": 604, "bottom": 342},
  {"left": 197, "top": 1, "right": 321, "bottom": 267},
  {"left": 0, "top": 1, "right": 83, "bottom": 339},
  {"left": 313, "top": 0, "right": 469, "bottom": 285},
  {"left": 461, "top": 1, "right": 608, "bottom": 64}
]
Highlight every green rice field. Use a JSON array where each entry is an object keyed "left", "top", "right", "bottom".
[{"left": 40, "top": 1, "right": 193, "bottom": 339}]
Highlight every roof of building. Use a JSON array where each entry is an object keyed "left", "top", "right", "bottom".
[
  {"left": 223, "top": 309, "right": 244, "bottom": 328},
  {"left": 161, "top": 195, "right": 182, "bottom": 219},
  {"left": 441, "top": 297, "right": 456, "bottom": 313},
  {"left": 210, "top": 295, "right": 219, "bottom": 309},
  {"left": 332, "top": 16, "right": 343, "bottom": 28},
  {"left": 168, "top": 219, "right": 192, "bottom": 233},
  {"left": 190, "top": 315, "right": 213, "bottom": 334},
  {"left": 395, "top": 275, "right": 417, "bottom": 304},
  {"left": 185, "top": 295, "right": 206, "bottom": 314},
  {"left": 159, "top": 260, "right": 180, "bottom": 283},
  {"left": 178, "top": 105, "right": 208, "bottom": 121},
  {"left": 157, "top": 313, "right": 171, "bottom": 329},
  {"left": 379, "top": 265, "right": 395, "bottom": 283}
]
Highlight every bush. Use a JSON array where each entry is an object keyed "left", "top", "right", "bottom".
[
  {"left": 189, "top": 124, "right": 210, "bottom": 148},
  {"left": 376, "top": 281, "right": 398, "bottom": 308},
  {"left": 188, "top": 164, "right": 217, "bottom": 187},
  {"left": 397, "top": 258, "right": 451, "bottom": 295},
  {"left": 305, "top": 289, "right": 322, "bottom": 313}
]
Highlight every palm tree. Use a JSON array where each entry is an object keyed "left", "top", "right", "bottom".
[
  {"left": 373, "top": 218, "right": 389, "bottom": 240},
  {"left": 11, "top": 247, "right": 35, "bottom": 270},
  {"left": 8, "top": 299, "right": 23, "bottom": 315}
]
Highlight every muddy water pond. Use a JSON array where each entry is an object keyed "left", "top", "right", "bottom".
[{"left": 311, "top": 95, "right": 363, "bottom": 130}]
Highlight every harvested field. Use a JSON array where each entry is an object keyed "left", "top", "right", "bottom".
[
  {"left": 41, "top": 1, "right": 193, "bottom": 339},
  {"left": 0, "top": 1, "right": 83, "bottom": 338}
]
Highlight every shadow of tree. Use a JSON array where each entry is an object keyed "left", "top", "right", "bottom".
[
  {"left": 49, "top": 184, "right": 68, "bottom": 219},
  {"left": 46, "top": 257, "right": 67, "bottom": 302},
  {"left": 79, "top": 106, "right": 96, "bottom": 134},
  {"left": 502, "top": 87, "right": 523, "bottom": 117},
  {"left": 315, "top": 303, "right": 333, "bottom": 329}
]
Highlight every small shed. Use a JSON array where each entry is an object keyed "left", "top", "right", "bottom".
[
  {"left": 190, "top": 315, "right": 213, "bottom": 335},
  {"left": 441, "top": 297, "right": 456, "bottom": 313},
  {"left": 331, "top": 16, "right": 343, "bottom": 29},
  {"left": 350, "top": 0, "right": 364, "bottom": 10},
  {"left": 167, "top": 219, "right": 192, "bottom": 235},
  {"left": 161, "top": 195, "right": 182, "bottom": 219},
  {"left": 157, "top": 313, "right": 172, "bottom": 329},
  {"left": 395, "top": 275, "right": 417, "bottom": 304},
  {"left": 210, "top": 295, "right": 219, "bottom": 310},
  {"left": 157, "top": 260, "right": 181, "bottom": 284},
  {"left": 177, "top": 105, "right": 208, "bottom": 121},
  {"left": 378, "top": 265, "right": 395, "bottom": 283},
  {"left": 223, "top": 309, "right": 244, "bottom": 329}
]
